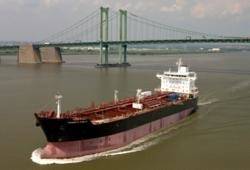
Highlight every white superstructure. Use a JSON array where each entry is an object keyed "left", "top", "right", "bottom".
[{"left": 156, "top": 58, "right": 198, "bottom": 96}]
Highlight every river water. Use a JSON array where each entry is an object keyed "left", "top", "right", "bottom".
[{"left": 0, "top": 52, "right": 250, "bottom": 170}]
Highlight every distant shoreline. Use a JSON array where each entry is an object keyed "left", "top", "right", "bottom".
[{"left": 0, "top": 48, "right": 249, "bottom": 56}]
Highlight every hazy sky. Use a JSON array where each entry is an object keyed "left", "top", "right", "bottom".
[{"left": 0, "top": 0, "right": 250, "bottom": 41}]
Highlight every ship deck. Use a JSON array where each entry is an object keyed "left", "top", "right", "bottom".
[{"left": 36, "top": 92, "right": 188, "bottom": 124}]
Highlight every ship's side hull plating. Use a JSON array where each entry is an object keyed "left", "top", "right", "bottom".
[
  {"left": 37, "top": 98, "right": 197, "bottom": 142},
  {"left": 38, "top": 98, "right": 197, "bottom": 158}
]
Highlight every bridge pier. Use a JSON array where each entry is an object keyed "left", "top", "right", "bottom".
[
  {"left": 119, "top": 44, "right": 130, "bottom": 66},
  {"left": 40, "top": 47, "right": 63, "bottom": 63},
  {"left": 104, "top": 44, "right": 109, "bottom": 64},
  {"left": 99, "top": 43, "right": 103, "bottom": 64},
  {"left": 97, "top": 43, "right": 110, "bottom": 67},
  {"left": 120, "top": 44, "right": 127, "bottom": 63},
  {"left": 99, "top": 43, "right": 109, "bottom": 64},
  {"left": 118, "top": 9, "right": 130, "bottom": 66},
  {"left": 122, "top": 44, "right": 127, "bottom": 64},
  {"left": 18, "top": 44, "right": 41, "bottom": 64},
  {"left": 97, "top": 7, "right": 110, "bottom": 67},
  {"left": 96, "top": 8, "right": 130, "bottom": 68}
]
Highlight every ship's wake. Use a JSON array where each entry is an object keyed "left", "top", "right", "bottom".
[
  {"left": 31, "top": 120, "right": 189, "bottom": 165},
  {"left": 229, "top": 81, "right": 250, "bottom": 93},
  {"left": 31, "top": 135, "right": 161, "bottom": 165},
  {"left": 198, "top": 98, "right": 219, "bottom": 106},
  {"left": 31, "top": 142, "right": 154, "bottom": 165}
]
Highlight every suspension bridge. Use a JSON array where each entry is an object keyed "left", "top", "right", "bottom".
[{"left": 0, "top": 7, "right": 249, "bottom": 66}]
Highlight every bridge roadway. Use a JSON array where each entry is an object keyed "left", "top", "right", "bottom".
[{"left": 1, "top": 38, "right": 250, "bottom": 50}]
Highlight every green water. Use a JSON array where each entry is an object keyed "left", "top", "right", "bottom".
[{"left": 0, "top": 52, "right": 250, "bottom": 170}]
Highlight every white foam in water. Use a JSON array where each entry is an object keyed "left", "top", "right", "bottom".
[
  {"left": 31, "top": 124, "right": 180, "bottom": 165},
  {"left": 230, "top": 81, "right": 250, "bottom": 92},
  {"left": 198, "top": 98, "right": 219, "bottom": 106}
]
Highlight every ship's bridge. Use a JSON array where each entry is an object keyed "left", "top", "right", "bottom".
[{"left": 156, "top": 59, "right": 198, "bottom": 95}]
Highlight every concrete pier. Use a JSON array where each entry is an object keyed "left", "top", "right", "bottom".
[
  {"left": 40, "top": 47, "right": 63, "bottom": 63},
  {"left": 18, "top": 44, "right": 41, "bottom": 64}
]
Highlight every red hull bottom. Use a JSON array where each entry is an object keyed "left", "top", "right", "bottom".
[{"left": 41, "top": 108, "right": 193, "bottom": 159}]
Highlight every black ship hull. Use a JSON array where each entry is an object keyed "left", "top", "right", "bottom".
[
  {"left": 36, "top": 97, "right": 198, "bottom": 142},
  {"left": 35, "top": 97, "right": 198, "bottom": 159}
]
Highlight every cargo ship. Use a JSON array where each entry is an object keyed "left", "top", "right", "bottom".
[{"left": 35, "top": 59, "right": 198, "bottom": 159}]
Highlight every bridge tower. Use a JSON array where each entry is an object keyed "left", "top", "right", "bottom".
[
  {"left": 99, "top": 7, "right": 109, "bottom": 65},
  {"left": 119, "top": 9, "right": 128, "bottom": 64}
]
